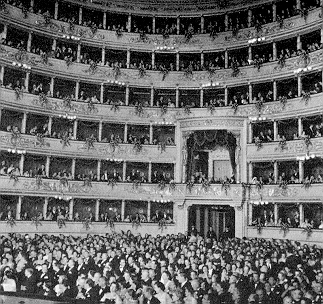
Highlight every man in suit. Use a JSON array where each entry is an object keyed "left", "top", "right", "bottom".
[
  {"left": 66, "top": 259, "right": 78, "bottom": 288},
  {"left": 21, "top": 268, "right": 37, "bottom": 294},
  {"left": 84, "top": 278, "right": 99, "bottom": 302},
  {"left": 97, "top": 276, "right": 109, "bottom": 302},
  {"left": 37, "top": 263, "right": 54, "bottom": 291},
  {"left": 143, "top": 286, "right": 160, "bottom": 304},
  {"left": 114, "top": 258, "right": 127, "bottom": 279},
  {"left": 176, "top": 270, "right": 192, "bottom": 291}
]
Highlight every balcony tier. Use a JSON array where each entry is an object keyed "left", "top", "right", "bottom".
[{"left": 1, "top": 5, "right": 321, "bottom": 51}]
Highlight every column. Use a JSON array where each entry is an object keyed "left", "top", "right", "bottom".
[
  {"left": 273, "top": 42, "right": 277, "bottom": 61},
  {"left": 21, "top": 112, "right": 27, "bottom": 133},
  {"left": 43, "top": 197, "right": 48, "bottom": 220},
  {"left": 201, "top": 16, "right": 204, "bottom": 33},
  {"left": 52, "top": 39, "right": 57, "bottom": 52},
  {"left": 298, "top": 161, "right": 304, "bottom": 182},
  {"left": 125, "top": 86, "right": 130, "bottom": 106},
  {"left": 211, "top": 210, "right": 216, "bottom": 236},
  {"left": 71, "top": 159, "right": 76, "bottom": 179},
  {"left": 248, "top": 162, "right": 253, "bottom": 182},
  {"left": 148, "top": 162, "right": 152, "bottom": 183},
  {"left": 0, "top": 66, "right": 4, "bottom": 85},
  {"left": 297, "top": 75, "right": 302, "bottom": 97},
  {"left": 149, "top": 124, "right": 153, "bottom": 144},
  {"left": 24, "top": 72, "right": 30, "bottom": 91},
  {"left": 126, "top": 49, "right": 130, "bottom": 68},
  {"left": 248, "top": 9, "right": 252, "bottom": 27},
  {"left": 17, "top": 196, "right": 22, "bottom": 220},
  {"left": 78, "top": 7, "right": 82, "bottom": 25},
  {"left": 150, "top": 87, "right": 154, "bottom": 107},
  {"left": 27, "top": 32, "right": 32, "bottom": 52},
  {"left": 273, "top": 80, "right": 277, "bottom": 101},
  {"left": 248, "top": 203, "right": 253, "bottom": 225},
  {"left": 152, "top": 16, "right": 156, "bottom": 34},
  {"left": 274, "top": 161, "right": 278, "bottom": 183},
  {"left": 98, "top": 121, "right": 102, "bottom": 142},
  {"left": 95, "top": 199, "right": 100, "bottom": 221},
  {"left": 176, "top": 16, "right": 180, "bottom": 35},
  {"left": 127, "top": 14, "right": 132, "bottom": 32},
  {"left": 122, "top": 162, "right": 127, "bottom": 181},
  {"left": 54, "top": 1, "right": 59, "bottom": 20},
  {"left": 97, "top": 160, "right": 101, "bottom": 181},
  {"left": 273, "top": 120, "right": 278, "bottom": 141},
  {"left": 248, "top": 83, "right": 253, "bottom": 103},
  {"left": 234, "top": 133, "right": 241, "bottom": 183},
  {"left": 75, "top": 81, "right": 80, "bottom": 100},
  {"left": 298, "top": 117, "right": 303, "bottom": 136},
  {"left": 224, "top": 14, "right": 228, "bottom": 31},
  {"left": 201, "top": 52, "right": 204, "bottom": 68},
  {"left": 121, "top": 200, "right": 125, "bottom": 221},
  {"left": 175, "top": 86, "right": 179, "bottom": 107},
  {"left": 103, "top": 12, "right": 107, "bottom": 30},
  {"left": 152, "top": 52, "right": 155, "bottom": 70},
  {"left": 196, "top": 207, "right": 201, "bottom": 233},
  {"left": 124, "top": 123, "right": 128, "bottom": 143},
  {"left": 224, "top": 86, "right": 228, "bottom": 106},
  {"left": 2, "top": 24, "right": 7, "bottom": 40},
  {"left": 224, "top": 50, "right": 228, "bottom": 68},
  {"left": 248, "top": 46, "right": 252, "bottom": 61},
  {"left": 45, "top": 156, "right": 50, "bottom": 177},
  {"left": 69, "top": 199, "right": 73, "bottom": 220},
  {"left": 73, "top": 120, "right": 78, "bottom": 139},
  {"left": 77, "top": 44, "right": 81, "bottom": 63},
  {"left": 299, "top": 203, "right": 304, "bottom": 225},
  {"left": 101, "top": 48, "right": 105, "bottom": 66},
  {"left": 204, "top": 207, "right": 209, "bottom": 237},
  {"left": 48, "top": 116, "right": 52, "bottom": 135},
  {"left": 200, "top": 88, "right": 204, "bottom": 107},
  {"left": 176, "top": 52, "right": 180, "bottom": 71},
  {"left": 248, "top": 122, "right": 253, "bottom": 143},
  {"left": 297, "top": 35, "right": 302, "bottom": 50},
  {"left": 19, "top": 154, "right": 25, "bottom": 175},
  {"left": 274, "top": 203, "right": 278, "bottom": 225},
  {"left": 147, "top": 201, "right": 151, "bottom": 222},
  {"left": 272, "top": 3, "right": 277, "bottom": 22},
  {"left": 50, "top": 77, "right": 54, "bottom": 97},
  {"left": 100, "top": 84, "right": 104, "bottom": 103}
]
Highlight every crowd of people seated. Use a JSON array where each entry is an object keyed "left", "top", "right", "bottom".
[
  {"left": 151, "top": 170, "right": 174, "bottom": 184},
  {"left": 188, "top": 172, "right": 236, "bottom": 185},
  {"left": 0, "top": 232, "right": 323, "bottom": 303},
  {"left": 126, "top": 169, "right": 147, "bottom": 183},
  {"left": 0, "top": 160, "right": 20, "bottom": 177}
]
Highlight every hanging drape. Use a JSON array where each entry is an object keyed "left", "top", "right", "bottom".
[{"left": 186, "top": 130, "right": 237, "bottom": 180}]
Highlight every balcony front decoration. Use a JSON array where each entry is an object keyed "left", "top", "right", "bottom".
[
  {"left": 255, "top": 100, "right": 264, "bottom": 113},
  {"left": 201, "top": 180, "right": 211, "bottom": 192},
  {"left": 107, "top": 178, "right": 117, "bottom": 189},
  {"left": 298, "top": 7, "right": 309, "bottom": 22},
  {"left": 131, "top": 217, "right": 142, "bottom": 229},
  {"left": 85, "top": 136, "right": 96, "bottom": 150},
  {"left": 221, "top": 180, "right": 231, "bottom": 195},
  {"left": 158, "top": 218, "right": 168, "bottom": 232},
  {"left": 135, "top": 102, "right": 145, "bottom": 116},
  {"left": 279, "top": 96, "right": 288, "bottom": 108},
  {"left": 35, "top": 133, "right": 50, "bottom": 148},
  {"left": 110, "top": 100, "right": 120, "bottom": 112},
  {"left": 83, "top": 177, "right": 92, "bottom": 188},
  {"left": 186, "top": 181, "right": 195, "bottom": 194},
  {"left": 10, "top": 128, "right": 21, "bottom": 146},
  {"left": 276, "top": 137, "right": 287, "bottom": 151},
  {"left": 109, "top": 140, "right": 119, "bottom": 153},
  {"left": 169, "top": 181, "right": 176, "bottom": 192},
  {"left": 21, "top": 5, "right": 28, "bottom": 18},
  {"left": 279, "top": 180, "right": 288, "bottom": 190},
  {"left": 254, "top": 137, "right": 263, "bottom": 150},
  {"left": 231, "top": 102, "right": 239, "bottom": 114},
  {"left": 302, "top": 225, "right": 313, "bottom": 238},
  {"left": 64, "top": 56, "right": 73, "bottom": 68},
  {"left": 231, "top": 63, "right": 240, "bottom": 77},
  {"left": 113, "top": 65, "right": 121, "bottom": 79},
  {"left": 160, "top": 103, "right": 168, "bottom": 116},
  {"left": 157, "top": 141, "right": 166, "bottom": 153},
  {"left": 207, "top": 100, "right": 217, "bottom": 115},
  {"left": 14, "top": 87, "right": 23, "bottom": 100},
  {"left": 303, "top": 136, "right": 312, "bottom": 150},
  {"left": 9, "top": 171, "right": 19, "bottom": 185},
  {"left": 63, "top": 96, "right": 73, "bottom": 110},
  {"left": 88, "top": 61, "right": 98, "bottom": 75},
  {"left": 39, "top": 93, "right": 49, "bottom": 107},
  {"left": 132, "top": 179, "right": 142, "bottom": 190},
  {"left": 277, "top": 55, "right": 286, "bottom": 69},
  {"left": 277, "top": 16, "right": 284, "bottom": 29},
  {"left": 82, "top": 218, "right": 92, "bottom": 230},
  {"left": 280, "top": 222, "right": 290, "bottom": 237},
  {"left": 115, "top": 28, "right": 123, "bottom": 38},
  {"left": 160, "top": 66, "right": 169, "bottom": 81},
  {"left": 302, "top": 178, "right": 313, "bottom": 190},
  {"left": 105, "top": 218, "right": 115, "bottom": 229},
  {"left": 301, "top": 91, "right": 311, "bottom": 105},
  {"left": 6, "top": 216, "right": 16, "bottom": 228},
  {"left": 42, "top": 11, "right": 51, "bottom": 25},
  {"left": 138, "top": 65, "right": 147, "bottom": 78},
  {"left": 183, "top": 105, "right": 192, "bottom": 115},
  {"left": 158, "top": 180, "right": 167, "bottom": 191},
  {"left": 60, "top": 133, "right": 71, "bottom": 148},
  {"left": 31, "top": 211, "right": 42, "bottom": 229},
  {"left": 0, "top": 0, "right": 9, "bottom": 13},
  {"left": 133, "top": 141, "right": 143, "bottom": 153},
  {"left": 57, "top": 216, "right": 66, "bottom": 229}
]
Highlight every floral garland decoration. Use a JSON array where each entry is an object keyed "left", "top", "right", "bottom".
[
  {"left": 83, "top": 177, "right": 92, "bottom": 188},
  {"left": 231, "top": 64, "right": 240, "bottom": 77},
  {"left": 303, "top": 136, "right": 312, "bottom": 150},
  {"left": 255, "top": 21, "right": 263, "bottom": 33},
  {"left": 276, "top": 137, "right": 287, "bottom": 151},
  {"left": 115, "top": 28, "right": 123, "bottom": 38},
  {"left": 39, "top": 93, "right": 49, "bottom": 107},
  {"left": 106, "top": 218, "right": 115, "bottom": 229},
  {"left": 302, "top": 179, "right": 312, "bottom": 190},
  {"left": 256, "top": 221, "right": 263, "bottom": 234},
  {"left": 302, "top": 225, "right": 313, "bottom": 238},
  {"left": 279, "top": 96, "right": 288, "bottom": 108},
  {"left": 110, "top": 100, "right": 120, "bottom": 112},
  {"left": 280, "top": 222, "right": 290, "bottom": 237},
  {"left": 9, "top": 172, "right": 19, "bottom": 185},
  {"left": 14, "top": 87, "right": 23, "bottom": 100},
  {"left": 135, "top": 102, "right": 144, "bottom": 116},
  {"left": 277, "top": 16, "right": 284, "bottom": 29},
  {"left": 277, "top": 55, "right": 286, "bottom": 69},
  {"left": 254, "top": 137, "right": 263, "bottom": 150},
  {"left": 183, "top": 105, "right": 191, "bottom": 115},
  {"left": 169, "top": 181, "right": 176, "bottom": 192},
  {"left": 107, "top": 178, "right": 117, "bottom": 189},
  {"left": 186, "top": 181, "right": 195, "bottom": 193},
  {"left": 158, "top": 141, "right": 166, "bottom": 153},
  {"left": 255, "top": 100, "right": 264, "bottom": 113},
  {"left": 221, "top": 181, "right": 231, "bottom": 195},
  {"left": 160, "top": 67, "right": 169, "bottom": 81},
  {"left": 231, "top": 102, "right": 239, "bottom": 114},
  {"left": 31, "top": 212, "right": 42, "bottom": 228},
  {"left": 132, "top": 179, "right": 142, "bottom": 190},
  {"left": 82, "top": 218, "right": 92, "bottom": 230},
  {"left": 35, "top": 133, "right": 49, "bottom": 147},
  {"left": 158, "top": 218, "right": 168, "bottom": 232},
  {"left": 158, "top": 180, "right": 167, "bottom": 191},
  {"left": 279, "top": 180, "right": 288, "bottom": 190},
  {"left": 301, "top": 91, "right": 311, "bottom": 105},
  {"left": 255, "top": 180, "right": 264, "bottom": 192},
  {"left": 63, "top": 96, "right": 73, "bottom": 110},
  {"left": 109, "top": 140, "right": 119, "bottom": 152},
  {"left": 85, "top": 137, "right": 96, "bottom": 150},
  {"left": 88, "top": 61, "right": 98, "bottom": 75},
  {"left": 201, "top": 180, "right": 211, "bottom": 192},
  {"left": 87, "top": 100, "right": 96, "bottom": 112},
  {"left": 11, "top": 129, "right": 21, "bottom": 145},
  {"left": 131, "top": 217, "right": 141, "bottom": 229},
  {"left": 43, "top": 11, "right": 51, "bottom": 25},
  {"left": 113, "top": 65, "right": 121, "bottom": 79},
  {"left": 21, "top": 5, "right": 28, "bottom": 18},
  {"left": 35, "top": 176, "right": 43, "bottom": 189},
  {"left": 6, "top": 216, "right": 16, "bottom": 228},
  {"left": 160, "top": 104, "right": 168, "bottom": 116},
  {"left": 57, "top": 217, "right": 66, "bottom": 229},
  {"left": 60, "top": 133, "right": 71, "bottom": 148},
  {"left": 253, "top": 58, "right": 262, "bottom": 71},
  {"left": 133, "top": 141, "right": 143, "bottom": 153},
  {"left": 298, "top": 7, "right": 309, "bottom": 22},
  {"left": 207, "top": 100, "right": 217, "bottom": 115},
  {"left": 90, "top": 23, "right": 98, "bottom": 36},
  {"left": 0, "top": 0, "right": 9, "bottom": 13},
  {"left": 59, "top": 176, "right": 69, "bottom": 187},
  {"left": 65, "top": 56, "right": 73, "bottom": 68},
  {"left": 138, "top": 66, "right": 147, "bottom": 78}
]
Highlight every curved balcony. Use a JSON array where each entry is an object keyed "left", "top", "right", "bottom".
[
  {"left": 247, "top": 136, "right": 323, "bottom": 161},
  {"left": 0, "top": 131, "right": 176, "bottom": 162},
  {"left": 0, "top": 220, "right": 179, "bottom": 236},
  {"left": 0, "top": 176, "right": 243, "bottom": 202},
  {"left": 1, "top": 45, "right": 323, "bottom": 88},
  {"left": 246, "top": 226, "right": 323, "bottom": 244},
  {"left": 1, "top": 4, "right": 321, "bottom": 51}
]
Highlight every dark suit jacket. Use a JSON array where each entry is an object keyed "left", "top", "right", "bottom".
[
  {"left": 22, "top": 275, "right": 37, "bottom": 294},
  {"left": 143, "top": 296, "right": 160, "bottom": 304},
  {"left": 84, "top": 287, "right": 99, "bottom": 303}
]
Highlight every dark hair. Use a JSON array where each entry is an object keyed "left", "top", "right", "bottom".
[{"left": 156, "top": 281, "right": 165, "bottom": 291}]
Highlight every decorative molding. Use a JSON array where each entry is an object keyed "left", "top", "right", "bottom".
[{"left": 180, "top": 119, "right": 244, "bottom": 129}]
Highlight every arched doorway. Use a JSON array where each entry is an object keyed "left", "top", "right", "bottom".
[{"left": 188, "top": 205, "right": 235, "bottom": 240}]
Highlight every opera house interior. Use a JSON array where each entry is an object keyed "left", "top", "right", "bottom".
[{"left": 0, "top": 0, "right": 323, "bottom": 303}]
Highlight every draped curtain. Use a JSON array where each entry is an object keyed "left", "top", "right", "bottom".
[{"left": 186, "top": 130, "right": 237, "bottom": 180}]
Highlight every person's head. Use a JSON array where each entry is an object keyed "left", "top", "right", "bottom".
[
  {"left": 143, "top": 286, "right": 154, "bottom": 299},
  {"left": 176, "top": 271, "right": 187, "bottom": 284},
  {"left": 291, "top": 289, "right": 302, "bottom": 302},
  {"left": 98, "top": 276, "right": 107, "bottom": 288},
  {"left": 255, "top": 288, "right": 264, "bottom": 300},
  {"left": 283, "top": 296, "right": 293, "bottom": 304}
]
